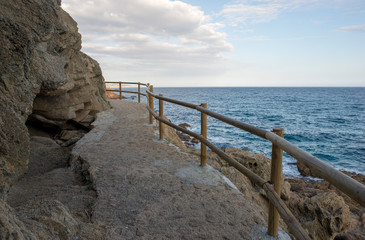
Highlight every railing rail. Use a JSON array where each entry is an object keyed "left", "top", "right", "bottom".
[
  {"left": 106, "top": 82, "right": 365, "bottom": 239},
  {"left": 105, "top": 81, "right": 148, "bottom": 102},
  {"left": 146, "top": 89, "right": 365, "bottom": 206}
]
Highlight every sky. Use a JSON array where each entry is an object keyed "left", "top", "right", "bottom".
[{"left": 62, "top": 0, "right": 365, "bottom": 87}]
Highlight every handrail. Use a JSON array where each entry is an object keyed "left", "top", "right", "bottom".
[
  {"left": 104, "top": 82, "right": 365, "bottom": 239},
  {"left": 105, "top": 81, "right": 148, "bottom": 86},
  {"left": 106, "top": 89, "right": 147, "bottom": 96},
  {"left": 147, "top": 89, "right": 198, "bottom": 109},
  {"left": 144, "top": 83, "right": 365, "bottom": 239},
  {"left": 147, "top": 88, "right": 365, "bottom": 207},
  {"left": 105, "top": 81, "right": 148, "bottom": 102},
  {"left": 147, "top": 106, "right": 310, "bottom": 240}
]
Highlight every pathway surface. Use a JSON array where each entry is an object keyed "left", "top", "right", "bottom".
[{"left": 73, "top": 100, "right": 278, "bottom": 239}]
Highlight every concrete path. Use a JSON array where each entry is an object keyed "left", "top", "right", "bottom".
[{"left": 72, "top": 100, "right": 285, "bottom": 239}]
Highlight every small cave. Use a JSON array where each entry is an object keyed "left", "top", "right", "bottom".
[
  {"left": 7, "top": 96, "right": 98, "bottom": 226},
  {"left": 20, "top": 94, "right": 95, "bottom": 178},
  {"left": 26, "top": 114, "right": 61, "bottom": 139}
]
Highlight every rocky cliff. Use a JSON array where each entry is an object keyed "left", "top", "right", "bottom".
[{"left": 0, "top": 0, "right": 109, "bottom": 199}]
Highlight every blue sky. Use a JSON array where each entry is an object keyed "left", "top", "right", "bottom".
[{"left": 63, "top": 0, "right": 365, "bottom": 87}]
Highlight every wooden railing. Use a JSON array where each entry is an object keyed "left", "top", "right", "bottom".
[
  {"left": 107, "top": 82, "right": 365, "bottom": 240},
  {"left": 105, "top": 81, "right": 148, "bottom": 102}
]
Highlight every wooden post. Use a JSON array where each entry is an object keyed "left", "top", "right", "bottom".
[
  {"left": 268, "top": 128, "right": 284, "bottom": 237},
  {"left": 138, "top": 82, "right": 141, "bottom": 103},
  {"left": 200, "top": 103, "right": 207, "bottom": 167},
  {"left": 159, "top": 94, "right": 164, "bottom": 140},
  {"left": 119, "top": 82, "right": 122, "bottom": 100},
  {"left": 149, "top": 85, "right": 154, "bottom": 124}
]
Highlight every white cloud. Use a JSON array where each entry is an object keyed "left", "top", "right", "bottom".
[
  {"left": 220, "top": 0, "right": 318, "bottom": 25},
  {"left": 336, "top": 24, "right": 365, "bottom": 32},
  {"left": 62, "top": 0, "right": 232, "bottom": 84}
]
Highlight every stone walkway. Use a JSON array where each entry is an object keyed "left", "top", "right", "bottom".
[{"left": 72, "top": 100, "right": 284, "bottom": 239}]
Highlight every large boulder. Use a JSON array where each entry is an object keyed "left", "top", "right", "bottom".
[{"left": 0, "top": 0, "right": 109, "bottom": 198}]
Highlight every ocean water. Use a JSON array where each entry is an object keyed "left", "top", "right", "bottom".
[{"left": 122, "top": 87, "right": 365, "bottom": 177}]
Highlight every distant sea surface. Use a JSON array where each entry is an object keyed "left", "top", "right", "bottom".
[{"left": 124, "top": 87, "right": 365, "bottom": 177}]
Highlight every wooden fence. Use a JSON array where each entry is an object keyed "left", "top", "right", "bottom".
[
  {"left": 105, "top": 81, "right": 148, "bottom": 102},
  {"left": 107, "top": 81, "right": 365, "bottom": 240}
]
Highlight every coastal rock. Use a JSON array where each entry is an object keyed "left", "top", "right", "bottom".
[
  {"left": 160, "top": 117, "right": 187, "bottom": 150},
  {"left": 15, "top": 200, "right": 104, "bottom": 240},
  {"left": 106, "top": 88, "right": 125, "bottom": 99},
  {"left": 32, "top": 51, "right": 109, "bottom": 122},
  {"left": 221, "top": 147, "right": 272, "bottom": 181},
  {"left": 220, "top": 147, "right": 291, "bottom": 200},
  {"left": 289, "top": 192, "right": 351, "bottom": 240},
  {"left": 175, "top": 123, "right": 200, "bottom": 147},
  {"left": 288, "top": 175, "right": 365, "bottom": 239},
  {"left": 297, "top": 160, "right": 321, "bottom": 178},
  {"left": 0, "top": 200, "right": 35, "bottom": 239},
  {"left": 24, "top": 136, "right": 70, "bottom": 177},
  {"left": 0, "top": 0, "right": 109, "bottom": 198}
]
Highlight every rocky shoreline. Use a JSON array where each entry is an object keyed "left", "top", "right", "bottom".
[{"left": 173, "top": 123, "right": 365, "bottom": 239}]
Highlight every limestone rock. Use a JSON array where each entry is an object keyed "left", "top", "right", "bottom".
[
  {"left": 0, "top": 0, "right": 109, "bottom": 198},
  {"left": 0, "top": 200, "right": 35, "bottom": 239},
  {"left": 221, "top": 147, "right": 272, "bottom": 181},
  {"left": 15, "top": 200, "right": 104, "bottom": 240},
  {"left": 297, "top": 160, "right": 322, "bottom": 178},
  {"left": 289, "top": 192, "right": 351, "bottom": 240},
  {"left": 24, "top": 136, "right": 70, "bottom": 177},
  {"left": 161, "top": 117, "right": 187, "bottom": 150}
]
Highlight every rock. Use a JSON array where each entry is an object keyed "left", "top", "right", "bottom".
[
  {"left": 0, "top": 0, "right": 109, "bottom": 198},
  {"left": 15, "top": 200, "right": 104, "bottom": 240},
  {"left": 190, "top": 137, "right": 199, "bottom": 144},
  {"left": 287, "top": 174, "right": 365, "bottom": 239},
  {"left": 79, "top": 114, "right": 95, "bottom": 126},
  {"left": 24, "top": 136, "right": 70, "bottom": 177},
  {"left": 174, "top": 123, "right": 201, "bottom": 147},
  {"left": 178, "top": 123, "right": 191, "bottom": 129},
  {"left": 32, "top": 51, "right": 109, "bottom": 121},
  {"left": 0, "top": 200, "right": 35, "bottom": 239},
  {"left": 27, "top": 114, "right": 65, "bottom": 129},
  {"left": 297, "top": 160, "right": 321, "bottom": 178},
  {"left": 289, "top": 192, "right": 351, "bottom": 240},
  {"left": 106, "top": 88, "right": 125, "bottom": 99},
  {"left": 56, "top": 130, "right": 85, "bottom": 142},
  {"left": 160, "top": 117, "right": 187, "bottom": 150},
  {"left": 335, "top": 231, "right": 365, "bottom": 240},
  {"left": 221, "top": 147, "right": 272, "bottom": 181}
]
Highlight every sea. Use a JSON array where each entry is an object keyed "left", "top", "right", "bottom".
[{"left": 121, "top": 87, "right": 365, "bottom": 178}]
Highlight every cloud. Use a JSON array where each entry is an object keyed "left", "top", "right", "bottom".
[
  {"left": 61, "top": 0, "right": 232, "bottom": 83},
  {"left": 220, "top": 0, "right": 318, "bottom": 25},
  {"left": 336, "top": 24, "right": 365, "bottom": 33}
]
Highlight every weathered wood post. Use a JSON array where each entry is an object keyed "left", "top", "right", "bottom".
[
  {"left": 138, "top": 82, "right": 141, "bottom": 103},
  {"left": 200, "top": 103, "right": 207, "bottom": 167},
  {"left": 268, "top": 128, "right": 284, "bottom": 237},
  {"left": 159, "top": 94, "right": 164, "bottom": 140},
  {"left": 119, "top": 82, "right": 122, "bottom": 100},
  {"left": 149, "top": 85, "right": 154, "bottom": 124}
]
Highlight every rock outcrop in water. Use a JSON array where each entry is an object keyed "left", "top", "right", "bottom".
[
  {"left": 0, "top": 0, "right": 108, "bottom": 238},
  {"left": 0, "top": 0, "right": 109, "bottom": 199}
]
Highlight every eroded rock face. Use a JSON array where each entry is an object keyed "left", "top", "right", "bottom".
[
  {"left": 0, "top": 200, "right": 35, "bottom": 239},
  {"left": 289, "top": 192, "right": 351, "bottom": 240},
  {"left": 0, "top": 0, "right": 109, "bottom": 198}
]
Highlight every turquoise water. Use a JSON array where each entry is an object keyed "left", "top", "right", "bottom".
[{"left": 123, "top": 87, "right": 365, "bottom": 177}]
